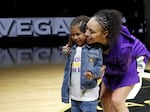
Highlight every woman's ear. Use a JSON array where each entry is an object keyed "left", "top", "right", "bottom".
[{"left": 103, "top": 31, "right": 109, "bottom": 38}]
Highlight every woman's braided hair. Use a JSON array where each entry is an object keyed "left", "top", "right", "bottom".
[{"left": 94, "top": 9, "right": 122, "bottom": 46}]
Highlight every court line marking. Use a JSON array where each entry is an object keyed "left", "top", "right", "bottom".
[{"left": 141, "top": 72, "right": 150, "bottom": 79}]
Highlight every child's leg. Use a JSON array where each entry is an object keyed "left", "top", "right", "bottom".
[{"left": 80, "top": 100, "right": 97, "bottom": 112}]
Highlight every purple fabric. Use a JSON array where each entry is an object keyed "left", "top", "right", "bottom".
[
  {"left": 102, "top": 25, "right": 150, "bottom": 90},
  {"left": 132, "top": 35, "right": 150, "bottom": 63}
]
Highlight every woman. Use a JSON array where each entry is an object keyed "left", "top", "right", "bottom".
[{"left": 85, "top": 9, "right": 150, "bottom": 112}]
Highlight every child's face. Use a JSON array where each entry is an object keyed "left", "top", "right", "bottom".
[{"left": 70, "top": 26, "right": 86, "bottom": 46}]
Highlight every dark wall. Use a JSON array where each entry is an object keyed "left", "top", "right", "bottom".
[
  {"left": 0, "top": 0, "right": 139, "bottom": 17},
  {"left": 0, "top": 0, "right": 146, "bottom": 48}
]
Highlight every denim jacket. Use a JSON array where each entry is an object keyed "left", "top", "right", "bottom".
[{"left": 61, "top": 44, "right": 103, "bottom": 103}]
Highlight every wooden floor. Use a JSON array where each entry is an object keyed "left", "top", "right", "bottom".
[
  {"left": 0, "top": 64, "right": 70, "bottom": 112},
  {"left": 0, "top": 61, "right": 150, "bottom": 112}
]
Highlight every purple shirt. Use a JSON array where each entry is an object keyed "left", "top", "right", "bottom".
[{"left": 103, "top": 25, "right": 150, "bottom": 90}]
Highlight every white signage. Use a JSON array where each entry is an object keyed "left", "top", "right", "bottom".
[{"left": 0, "top": 17, "right": 74, "bottom": 37}]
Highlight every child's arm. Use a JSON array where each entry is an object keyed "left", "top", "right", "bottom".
[{"left": 84, "top": 65, "right": 106, "bottom": 80}]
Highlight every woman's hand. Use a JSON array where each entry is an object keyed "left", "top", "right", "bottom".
[
  {"left": 100, "top": 65, "right": 106, "bottom": 79},
  {"left": 62, "top": 44, "right": 71, "bottom": 55}
]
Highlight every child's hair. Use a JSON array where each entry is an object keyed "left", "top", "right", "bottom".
[{"left": 68, "top": 15, "right": 90, "bottom": 46}]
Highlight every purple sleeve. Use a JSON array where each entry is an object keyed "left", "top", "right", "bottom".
[{"left": 106, "top": 47, "right": 132, "bottom": 75}]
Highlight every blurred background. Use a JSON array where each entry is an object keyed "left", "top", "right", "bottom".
[{"left": 0, "top": 0, "right": 150, "bottom": 67}]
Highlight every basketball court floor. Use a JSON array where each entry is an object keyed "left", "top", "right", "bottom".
[{"left": 0, "top": 62, "right": 150, "bottom": 112}]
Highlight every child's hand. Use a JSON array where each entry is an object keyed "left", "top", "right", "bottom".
[{"left": 84, "top": 71, "right": 94, "bottom": 80}]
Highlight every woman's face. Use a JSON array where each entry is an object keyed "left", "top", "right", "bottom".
[{"left": 85, "top": 17, "right": 108, "bottom": 46}]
